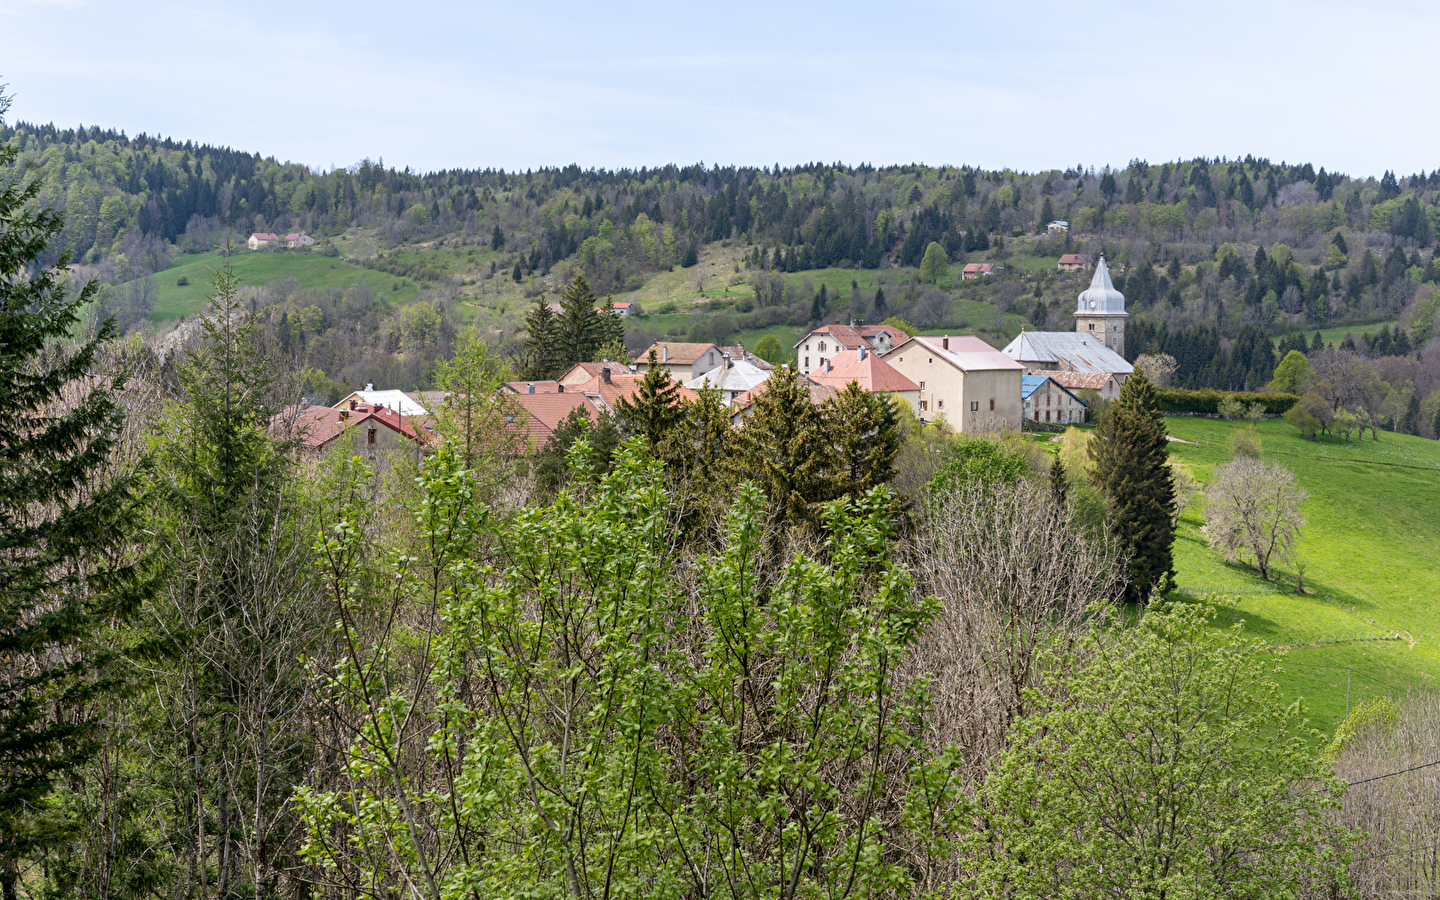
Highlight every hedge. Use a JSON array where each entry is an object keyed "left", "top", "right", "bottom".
[{"left": 1153, "top": 387, "right": 1300, "bottom": 415}]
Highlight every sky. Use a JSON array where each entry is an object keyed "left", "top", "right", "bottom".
[{"left": 1, "top": 0, "right": 1436, "bottom": 178}]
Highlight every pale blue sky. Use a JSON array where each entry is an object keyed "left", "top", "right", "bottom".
[{"left": 2, "top": 0, "right": 1435, "bottom": 177}]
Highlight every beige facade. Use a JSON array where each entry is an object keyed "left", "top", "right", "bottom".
[
  {"left": 1075, "top": 314, "right": 1127, "bottom": 357},
  {"left": 882, "top": 336, "right": 1025, "bottom": 433},
  {"left": 1024, "top": 379, "right": 1087, "bottom": 424}
]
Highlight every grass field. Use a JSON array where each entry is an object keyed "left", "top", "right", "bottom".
[
  {"left": 138, "top": 250, "right": 420, "bottom": 321},
  {"left": 1161, "top": 416, "right": 1440, "bottom": 738},
  {"left": 1274, "top": 319, "right": 1401, "bottom": 349}
]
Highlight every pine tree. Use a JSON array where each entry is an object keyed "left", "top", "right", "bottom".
[
  {"left": 554, "top": 274, "right": 607, "bottom": 371},
  {"left": 1311, "top": 330, "right": 1325, "bottom": 353},
  {"left": 1088, "top": 369, "right": 1176, "bottom": 602},
  {"left": 1404, "top": 391, "right": 1422, "bottom": 435},
  {"left": 1049, "top": 454, "right": 1069, "bottom": 508},
  {"left": 825, "top": 383, "right": 902, "bottom": 498},
  {"left": 614, "top": 350, "right": 684, "bottom": 453},
  {"left": 873, "top": 286, "right": 887, "bottom": 315},
  {"left": 730, "top": 368, "right": 837, "bottom": 526},
  {"left": 1038, "top": 196, "right": 1055, "bottom": 231},
  {"left": 0, "top": 92, "right": 152, "bottom": 877},
  {"left": 521, "top": 295, "right": 560, "bottom": 379},
  {"left": 681, "top": 242, "right": 698, "bottom": 267},
  {"left": 491, "top": 224, "right": 504, "bottom": 250}
]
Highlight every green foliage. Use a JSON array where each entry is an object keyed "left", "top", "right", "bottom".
[
  {"left": 432, "top": 330, "right": 524, "bottom": 476},
  {"left": 1153, "top": 386, "right": 1299, "bottom": 416},
  {"left": 750, "top": 333, "right": 785, "bottom": 363},
  {"left": 827, "top": 382, "right": 904, "bottom": 498},
  {"left": 1323, "top": 695, "right": 1400, "bottom": 760},
  {"left": 729, "top": 368, "right": 838, "bottom": 525},
  {"left": 880, "top": 315, "right": 917, "bottom": 337},
  {"left": 406, "top": 203, "right": 430, "bottom": 226},
  {"left": 918, "top": 241, "right": 949, "bottom": 283},
  {"left": 928, "top": 436, "right": 1031, "bottom": 495},
  {"left": 533, "top": 407, "right": 620, "bottom": 495},
  {"left": 1089, "top": 370, "right": 1176, "bottom": 602},
  {"left": 1284, "top": 392, "right": 1329, "bottom": 439},
  {"left": 970, "top": 602, "right": 1353, "bottom": 900},
  {"left": 0, "top": 92, "right": 152, "bottom": 878},
  {"left": 297, "top": 441, "right": 958, "bottom": 900},
  {"left": 1270, "top": 350, "right": 1312, "bottom": 395},
  {"left": 615, "top": 349, "right": 684, "bottom": 451}
]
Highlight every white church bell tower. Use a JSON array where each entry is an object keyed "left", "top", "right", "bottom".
[{"left": 1074, "top": 256, "right": 1128, "bottom": 357}]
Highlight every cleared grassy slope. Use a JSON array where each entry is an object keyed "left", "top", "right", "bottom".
[{"left": 1164, "top": 416, "right": 1440, "bottom": 736}]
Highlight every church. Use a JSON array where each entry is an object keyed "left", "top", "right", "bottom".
[{"left": 1000, "top": 256, "right": 1134, "bottom": 401}]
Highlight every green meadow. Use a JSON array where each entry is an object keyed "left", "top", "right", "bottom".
[
  {"left": 137, "top": 250, "right": 418, "bottom": 321},
  {"left": 1161, "top": 415, "right": 1440, "bottom": 736}
]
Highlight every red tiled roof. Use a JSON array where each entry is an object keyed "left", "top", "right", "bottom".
[
  {"left": 274, "top": 403, "right": 430, "bottom": 450},
  {"left": 794, "top": 323, "right": 910, "bottom": 351},
  {"left": 715, "top": 345, "right": 775, "bottom": 370},
  {"left": 251, "top": 232, "right": 279, "bottom": 241},
  {"left": 808, "top": 350, "right": 919, "bottom": 393},
  {"left": 505, "top": 380, "right": 563, "bottom": 394},
  {"left": 962, "top": 262, "right": 994, "bottom": 274},
  {"left": 558, "top": 361, "right": 633, "bottom": 384},
  {"left": 507, "top": 392, "right": 597, "bottom": 444}
]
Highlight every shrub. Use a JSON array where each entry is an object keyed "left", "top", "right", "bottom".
[
  {"left": 176, "top": 274, "right": 189, "bottom": 286},
  {"left": 1153, "top": 387, "right": 1299, "bottom": 415}
]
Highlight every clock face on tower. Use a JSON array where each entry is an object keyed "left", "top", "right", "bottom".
[{"left": 1089, "top": 300, "right": 1096, "bottom": 309}]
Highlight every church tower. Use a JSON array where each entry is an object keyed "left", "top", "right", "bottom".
[{"left": 1074, "top": 256, "right": 1128, "bottom": 357}]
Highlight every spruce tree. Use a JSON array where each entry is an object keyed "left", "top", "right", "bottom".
[
  {"left": 825, "top": 383, "right": 902, "bottom": 497},
  {"left": 1049, "top": 454, "right": 1069, "bottom": 507},
  {"left": 1088, "top": 369, "right": 1176, "bottom": 602},
  {"left": 873, "top": 286, "right": 887, "bottom": 315},
  {"left": 614, "top": 350, "right": 683, "bottom": 452},
  {"left": 521, "top": 295, "right": 560, "bottom": 379},
  {"left": 730, "top": 368, "right": 837, "bottom": 525},
  {"left": 0, "top": 93, "right": 151, "bottom": 876},
  {"left": 554, "top": 274, "right": 608, "bottom": 370}
]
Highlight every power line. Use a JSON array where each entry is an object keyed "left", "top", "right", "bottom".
[{"left": 1349, "top": 758, "right": 1440, "bottom": 786}]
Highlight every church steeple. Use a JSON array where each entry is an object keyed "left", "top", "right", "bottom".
[{"left": 1074, "top": 256, "right": 1128, "bottom": 356}]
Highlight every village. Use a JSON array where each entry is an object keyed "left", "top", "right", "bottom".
[{"left": 279, "top": 256, "right": 1134, "bottom": 462}]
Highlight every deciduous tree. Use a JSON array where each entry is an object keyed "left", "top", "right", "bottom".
[{"left": 1202, "top": 456, "right": 1307, "bottom": 581}]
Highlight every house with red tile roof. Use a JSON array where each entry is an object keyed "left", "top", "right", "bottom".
[
  {"left": 1029, "top": 369, "right": 1122, "bottom": 401},
  {"left": 807, "top": 345, "right": 920, "bottom": 411},
  {"left": 248, "top": 232, "right": 280, "bottom": 250},
  {"left": 961, "top": 262, "right": 995, "bottom": 280},
  {"left": 880, "top": 335, "right": 1026, "bottom": 432},
  {"left": 1058, "top": 253, "right": 1092, "bottom": 272},
  {"left": 793, "top": 322, "right": 909, "bottom": 377},
  {"left": 276, "top": 400, "right": 432, "bottom": 469}
]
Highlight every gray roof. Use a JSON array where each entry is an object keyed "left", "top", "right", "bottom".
[
  {"left": 1000, "top": 332, "right": 1134, "bottom": 376},
  {"left": 685, "top": 359, "right": 772, "bottom": 394},
  {"left": 1076, "top": 256, "right": 1127, "bottom": 315}
]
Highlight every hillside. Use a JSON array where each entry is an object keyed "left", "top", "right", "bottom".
[
  {"left": 1163, "top": 416, "right": 1440, "bottom": 735},
  {"left": 7, "top": 119, "right": 1440, "bottom": 407}
]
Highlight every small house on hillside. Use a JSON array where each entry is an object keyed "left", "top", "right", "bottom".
[
  {"left": 1022, "top": 374, "right": 1088, "bottom": 424},
  {"left": 248, "top": 232, "right": 279, "bottom": 250},
  {"left": 332, "top": 388, "right": 429, "bottom": 418},
  {"left": 277, "top": 401, "right": 431, "bottom": 470},
  {"left": 286, "top": 232, "right": 316, "bottom": 248},
  {"left": 961, "top": 262, "right": 995, "bottom": 280},
  {"left": 1058, "top": 253, "right": 1092, "bottom": 272},
  {"left": 1047, "top": 220, "right": 1069, "bottom": 235}
]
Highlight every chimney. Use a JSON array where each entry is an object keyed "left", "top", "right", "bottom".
[
  {"left": 601, "top": 367, "right": 611, "bottom": 384},
  {"left": 365, "top": 383, "right": 373, "bottom": 391},
  {"left": 339, "top": 409, "right": 348, "bottom": 421},
  {"left": 349, "top": 398, "right": 357, "bottom": 410},
  {"left": 942, "top": 336, "right": 949, "bottom": 350},
  {"left": 858, "top": 346, "right": 865, "bottom": 362},
  {"left": 662, "top": 346, "right": 668, "bottom": 362},
  {"left": 527, "top": 382, "right": 535, "bottom": 393},
  {"left": 558, "top": 383, "right": 565, "bottom": 393}
]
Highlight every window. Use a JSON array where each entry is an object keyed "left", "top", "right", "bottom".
[
  {"left": 1046, "top": 394, "right": 1051, "bottom": 406},
  {"left": 928, "top": 358, "right": 933, "bottom": 364},
  {"left": 1034, "top": 411, "right": 1040, "bottom": 421},
  {"left": 819, "top": 341, "right": 827, "bottom": 352},
  {"left": 989, "top": 398, "right": 995, "bottom": 411},
  {"left": 920, "top": 400, "right": 928, "bottom": 411},
  {"left": 1045, "top": 410, "right": 1051, "bottom": 422},
  {"left": 805, "top": 356, "right": 810, "bottom": 367},
  {"left": 1089, "top": 323, "right": 1095, "bottom": 330},
  {"left": 367, "top": 428, "right": 376, "bottom": 445},
  {"left": 919, "top": 381, "right": 925, "bottom": 391},
  {"left": 805, "top": 343, "right": 810, "bottom": 351},
  {"left": 938, "top": 400, "right": 944, "bottom": 409},
  {"left": 970, "top": 401, "right": 979, "bottom": 412}
]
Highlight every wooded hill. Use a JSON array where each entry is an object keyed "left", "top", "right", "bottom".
[{"left": 6, "top": 119, "right": 1440, "bottom": 413}]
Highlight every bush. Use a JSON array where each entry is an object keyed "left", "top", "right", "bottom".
[
  {"left": 176, "top": 274, "right": 189, "bottom": 286},
  {"left": 1153, "top": 387, "right": 1299, "bottom": 415}
]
